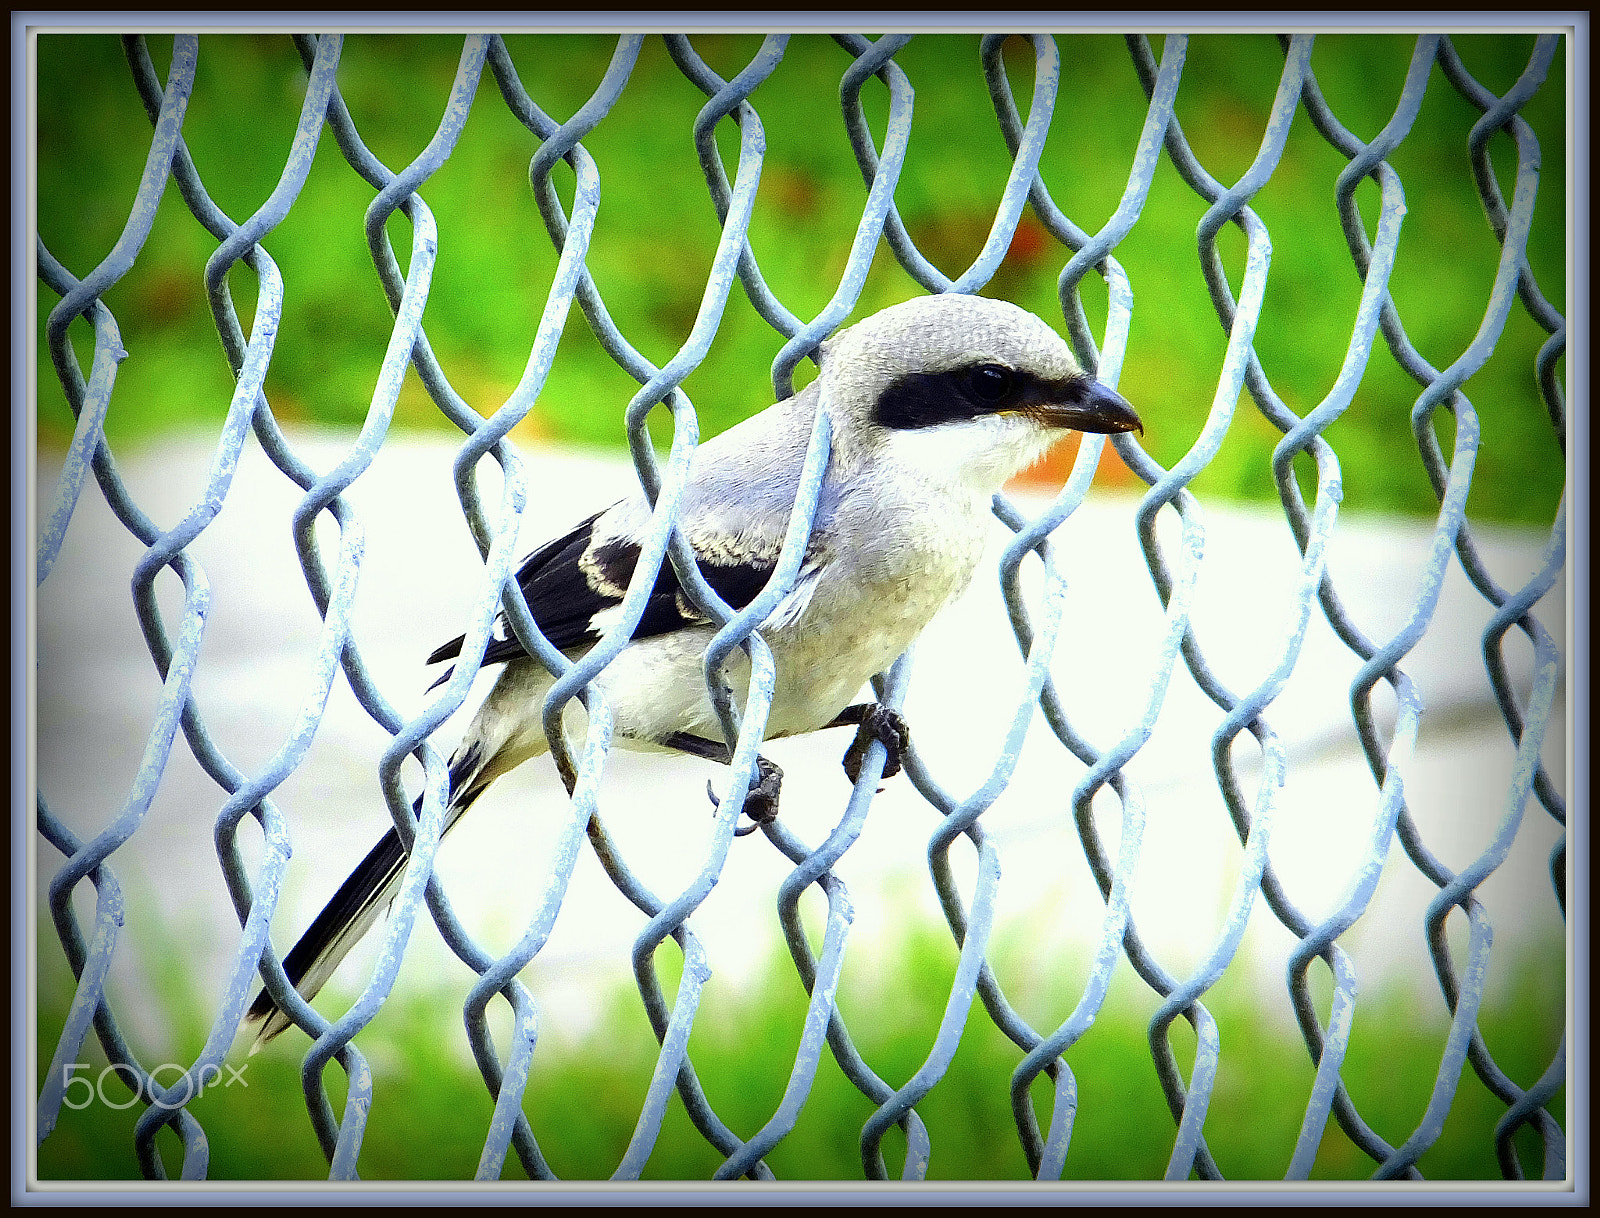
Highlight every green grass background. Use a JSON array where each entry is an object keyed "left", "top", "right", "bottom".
[
  {"left": 37, "top": 914, "right": 1566, "bottom": 1182},
  {"left": 35, "top": 32, "right": 1567, "bottom": 524},
  {"left": 32, "top": 31, "right": 1570, "bottom": 1184}
]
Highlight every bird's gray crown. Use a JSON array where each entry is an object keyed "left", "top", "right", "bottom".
[
  {"left": 820, "top": 294, "right": 1085, "bottom": 397},
  {"left": 813, "top": 295, "right": 1101, "bottom": 459}
]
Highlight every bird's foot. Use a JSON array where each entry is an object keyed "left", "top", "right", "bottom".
[
  {"left": 841, "top": 703, "right": 910, "bottom": 786},
  {"left": 706, "top": 756, "right": 784, "bottom": 836}
]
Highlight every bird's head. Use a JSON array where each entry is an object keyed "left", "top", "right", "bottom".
[{"left": 817, "top": 294, "right": 1141, "bottom": 490}]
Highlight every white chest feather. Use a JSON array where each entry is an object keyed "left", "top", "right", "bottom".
[
  {"left": 755, "top": 481, "right": 992, "bottom": 735},
  {"left": 588, "top": 478, "right": 994, "bottom": 745}
]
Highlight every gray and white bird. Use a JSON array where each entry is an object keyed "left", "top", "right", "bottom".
[{"left": 246, "top": 293, "right": 1140, "bottom": 1044}]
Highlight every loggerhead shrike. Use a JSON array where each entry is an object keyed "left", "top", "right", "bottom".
[{"left": 246, "top": 293, "right": 1141, "bottom": 1045}]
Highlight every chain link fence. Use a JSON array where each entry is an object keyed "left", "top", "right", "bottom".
[{"left": 30, "top": 30, "right": 1574, "bottom": 1186}]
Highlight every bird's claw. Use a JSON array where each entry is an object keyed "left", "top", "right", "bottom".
[
  {"left": 708, "top": 758, "right": 784, "bottom": 836},
  {"left": 842, "top": 704, "right": 910, "bottom": 785}
]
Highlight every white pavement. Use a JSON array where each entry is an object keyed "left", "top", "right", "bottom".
[{"left": 35, "top": 433, "right": 1569, "bottom": 1051}]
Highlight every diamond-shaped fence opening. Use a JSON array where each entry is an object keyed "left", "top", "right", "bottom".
[{"left": 32, "top": 31, "right": 1571, "bottom": 1184}]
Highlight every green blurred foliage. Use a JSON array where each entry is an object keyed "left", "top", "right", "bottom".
[
  {"left": 37, "top": 912, "right": 1564, "bottom": 1181},
  {"left": 35, "top": 33, "right": 1565, "bottom": 523}
]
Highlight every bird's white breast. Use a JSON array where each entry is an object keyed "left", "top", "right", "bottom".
[
  {"left": 590, "top": 474, "right": 994, "bottom": 746},
  {"left": 753, "top": 475, "right": 993, "bottom": 737}
]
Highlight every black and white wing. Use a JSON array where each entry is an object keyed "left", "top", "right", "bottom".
[{"left": 425, "top": 504, "right": 786, "bottom": 681}]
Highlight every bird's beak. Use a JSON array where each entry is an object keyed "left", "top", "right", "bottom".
[{"left": 1036, "top": 381, "right": 1143, "bottom": 436}]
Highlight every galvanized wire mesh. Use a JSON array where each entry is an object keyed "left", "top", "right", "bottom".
[{"left": 32, "top": 31, "right": 1572, "bottom": 1184}]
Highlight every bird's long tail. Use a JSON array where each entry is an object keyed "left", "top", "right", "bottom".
[
  {"left": 244, "top": 776, "right": 483, "bottom": 1049},
  {"left": 245, "top": 658, "right": 568, "bottom": 1048}
]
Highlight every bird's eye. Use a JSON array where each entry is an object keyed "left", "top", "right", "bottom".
[{"left": 966, "top": 363, "right": 1014, "bottom": 404}]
